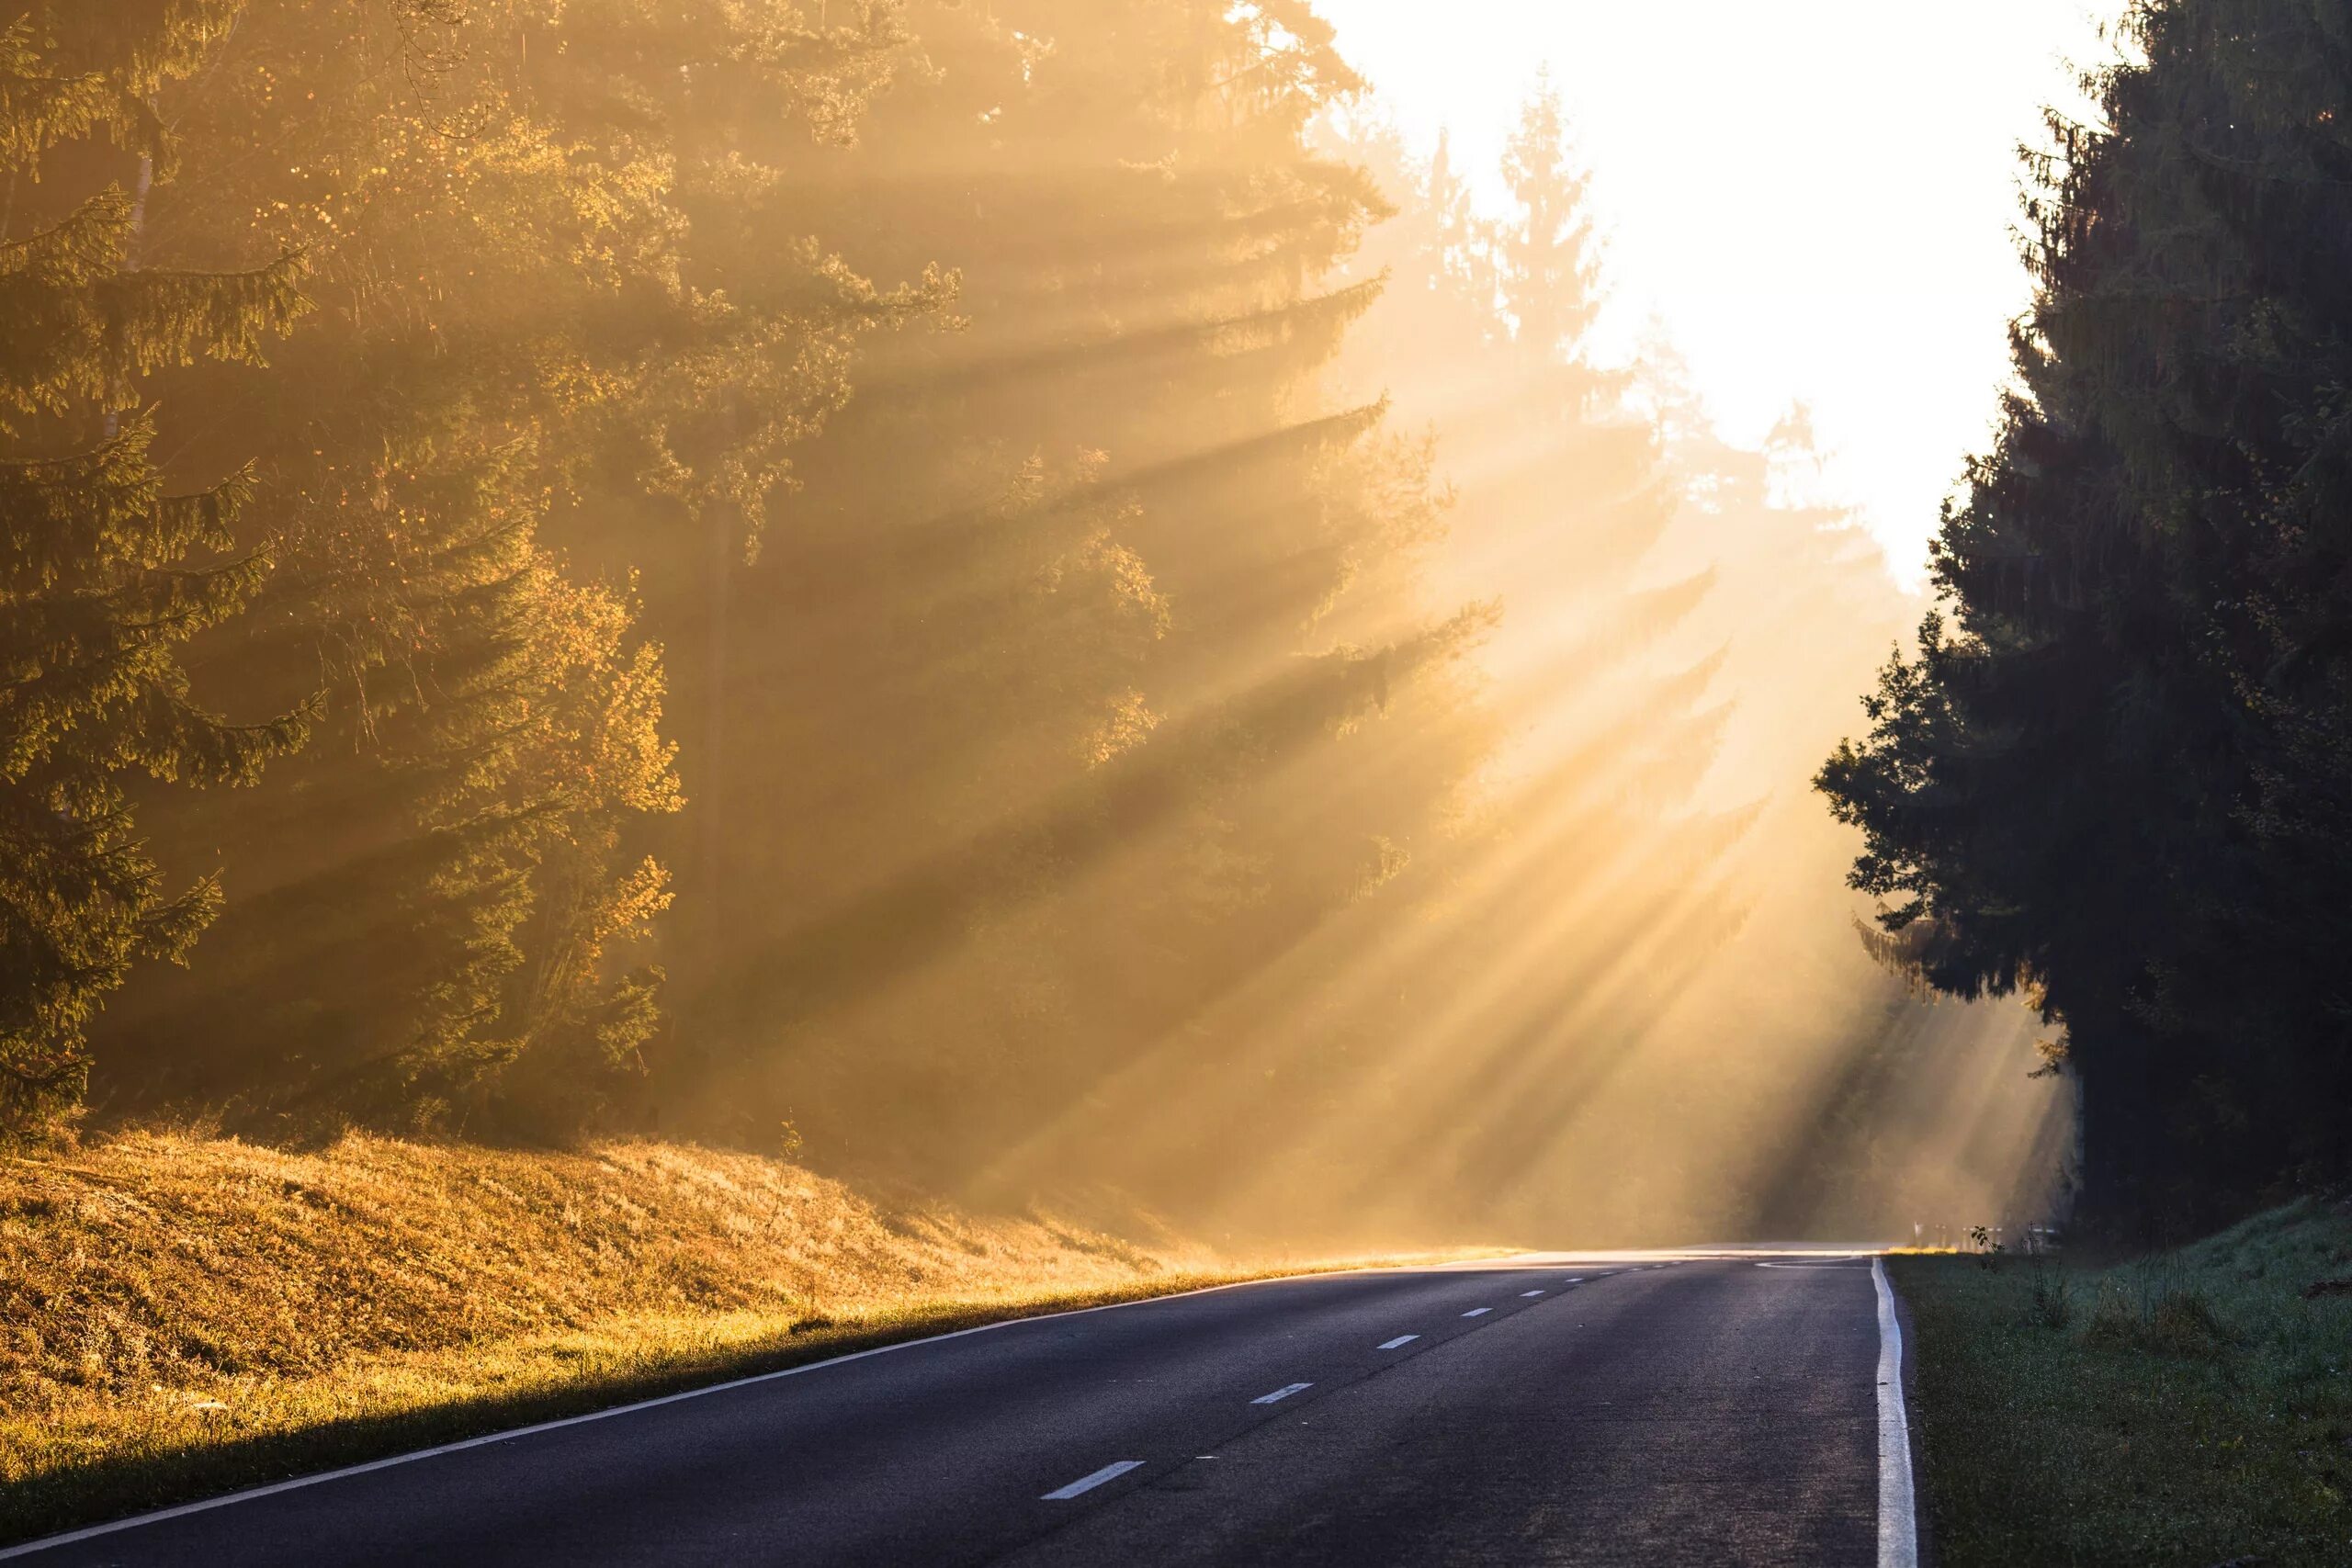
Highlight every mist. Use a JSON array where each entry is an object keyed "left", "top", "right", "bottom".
[{"left": 7, "top": 0, "right": 2070, "bottom": 1251}]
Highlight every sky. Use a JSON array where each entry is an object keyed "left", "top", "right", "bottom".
[{"left": 1317, "top": 0, "right": 2127, "bottom": 582}]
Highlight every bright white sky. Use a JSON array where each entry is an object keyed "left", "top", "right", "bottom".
[{"left": 1317, "top": 0, "right": 2126, "bottom": 582}]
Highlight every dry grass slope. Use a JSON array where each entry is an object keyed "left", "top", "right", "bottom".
[{"left": 0, "top": 1133, "right": 1272, "bottom": 1546}]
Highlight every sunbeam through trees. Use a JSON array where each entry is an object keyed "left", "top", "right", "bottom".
[{"left": 3, "top": 0, "right": 2094, "bottom": 1249}]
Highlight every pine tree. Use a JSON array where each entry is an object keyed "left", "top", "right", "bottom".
[
  {"left": 0, "top": 6, "right": 307, "bottom": 1124},
  {"left": 1819, "top": 0, "right": 2352, "bottom": 1221},
  {"left": 1481, "top": 77, "right": 1701, "bottom": 755},
  {"left": 639, "top": 0, "right": 1492, "bottom": 1179},
  {"left": 73, "top": 0, "right": 935, "bottom": 1134},
  {"left": 1303, "top": 81, "right": 1819, "bottom": 1232},
  {"left": 1499, "top": 74, "right": 1602, "bottom": 388}
]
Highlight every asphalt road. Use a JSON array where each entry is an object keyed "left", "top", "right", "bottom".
[{"left": 11, "top": 1253, "right": 1899, "bottom": 1567}]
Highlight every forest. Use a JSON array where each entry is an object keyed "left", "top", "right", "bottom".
[{"left": 14, "top": 0, "right": 2316, "bottom": 1249}]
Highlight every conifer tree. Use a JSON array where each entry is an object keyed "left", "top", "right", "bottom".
[
  {"left": 641, "top": 0, "right": 1490, "bottom": 1176},
  {"left": 1500, "top": 75, "right": 1603, "bottom": 387},
  {"left": 75, "top": 0, "right": 933, "bottom": 1134},
  {"left": 0, "top": 6, "right": 307, "bottom": 1124},
  {"left": 1481, "top": 78, "right": 1699, "bottom": 746},
  {"left": 1819, "top": 0, "right": 2352, "bottom": 1220},
  {"left": 1303, "top": 81, "right": 1775, "bottom": 1227}
]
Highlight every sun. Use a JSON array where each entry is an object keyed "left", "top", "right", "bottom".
[{"left": 1315, "top": 0, "right": 2122, "bottom": 584}]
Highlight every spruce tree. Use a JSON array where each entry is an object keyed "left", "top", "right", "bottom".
[
  {"left": 74, "top": 0, "right": 934, "bottom": 1134},
  {"left": 642, "top": 0, "right": 1488, "bottom": 1179},
  {"left": 1819, "top": 0, "right": 2352, "bottom": 1220},
  {"left": 0, "top": 7, "right": 307, "bottom": 1124},
  {"left": 1500, "top": 74, "right": 1602, "bottom": 385}
]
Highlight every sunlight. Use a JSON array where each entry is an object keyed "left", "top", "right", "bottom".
[
  {"left": 1317, "top": 0, "right": 2125, "bottom": 582},
  {"left": 15, "top": 0, "right": 2076, "bottom": 1263}
]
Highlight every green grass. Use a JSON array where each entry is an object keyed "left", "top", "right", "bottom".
[{"left": 1891, "top": 1200, "right": 2352, "bottom": 1566}]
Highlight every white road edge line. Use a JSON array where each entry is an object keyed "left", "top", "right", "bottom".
[
  {"left": 1376, "top": 1335, "right": 1419, "bottom": 1349},
  {"left": 1250, "top": 1382, "right": 1313, "bottom": 1405},
  {"left": 1872, "top": 1257, "right": 1920, "bottom": 1568},
  {"left": 0, "top": 1268, "right": 1408, "bottom": 1562},
  {"left": 1042, "top": 1461, "right": 1145, "bottom": 1501},
  {"left": 1460, "top": 1307, "right": 1491, "bottom": 1317}
]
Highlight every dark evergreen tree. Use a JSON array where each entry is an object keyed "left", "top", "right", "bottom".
[{"left": 1820, "top": 0, "right": 2352, "bottom": 1224}]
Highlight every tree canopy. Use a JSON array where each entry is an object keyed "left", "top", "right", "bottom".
[{"left": 1821, "top": 0, "right": 2352, "bottom": 1226}]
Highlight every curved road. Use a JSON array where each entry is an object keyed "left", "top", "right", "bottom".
[{"left": 8, "top": 1253, "right": 1905, "bottom": 1567}]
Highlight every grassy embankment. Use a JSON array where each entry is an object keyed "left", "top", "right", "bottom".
[
  {"left": 1891, "top": 1200, "right": 2352, "bottom": 1566},
  {"left": 0, "top": 1133, "right": 1392, "bottom": 1548}
]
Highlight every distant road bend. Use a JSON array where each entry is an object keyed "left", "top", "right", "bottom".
[{"left": 6, "top": 1250, "right": 1919, "bottom": 1568}]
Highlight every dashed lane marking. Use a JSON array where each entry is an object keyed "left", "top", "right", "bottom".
[
  {"left": 1250, "top": 1382, "right": 1313, "bottom": 1405},
  {"left": 1042, "top": 1461, "right": 1144, "bottom": 1501}
]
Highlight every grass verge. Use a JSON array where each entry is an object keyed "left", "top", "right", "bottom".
[
  {"left": 1890, "top": 1199, "right": 2352, "bottom": 1566},
  {"left": 0, "top": 1131, "right": 1424, "bottom": 1548}
]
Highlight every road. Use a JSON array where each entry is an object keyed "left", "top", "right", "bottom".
[{"left": 8, "top": 1252, "right": 1910, "bottom": 1567}]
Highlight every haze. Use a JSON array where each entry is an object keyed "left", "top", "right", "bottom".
[
  {"left": 6, "top": 0, "right": 2075, "bottom": 1252},
  {"left": 1321, "top": 0, "right": 2124, "bottom": 581},
  {"left": 16, "top": 8, "right": 2352, "bottom": 1559}
]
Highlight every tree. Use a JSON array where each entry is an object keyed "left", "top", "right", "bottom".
[
  {"left": 1500, "top": 73, "right": 1603, "bottom": 384},
  {"left": 1819, "top": 0, "right": 2352, "bottom": 1224},
  {"left": 0, "top": 5, "right": 308, "bottom": 1125},
  {"left": 70, "top": 0, "right": 945, "bottom": 1135},
  {"left": 638, "top": 0, "right": 1491, "bottom": 1186}
]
